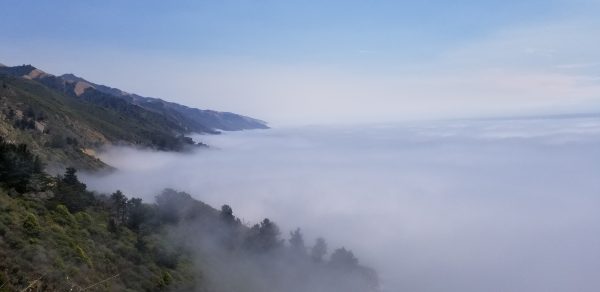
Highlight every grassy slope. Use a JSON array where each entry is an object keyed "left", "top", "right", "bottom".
[
  {"left": 0, "top": 77, "right": 106, "bottom": 170},
  {"left": 5, "top": 75, "right": 187, "bottom": 147}
]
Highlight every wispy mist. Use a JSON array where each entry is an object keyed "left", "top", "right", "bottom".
[{"left": 82, "top": 117, "right": 600, "bottom": 292}]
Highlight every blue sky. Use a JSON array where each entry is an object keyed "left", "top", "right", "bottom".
[
  {"left": 1, "top": 1, "right": 578, "bottom": 62},
  {"left": 2, "top": 0, "right": 600, "bottom": 125}
]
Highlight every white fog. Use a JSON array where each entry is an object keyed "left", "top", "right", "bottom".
[{"left": 82, "top": 116, "right": 600, "bottom": 292}]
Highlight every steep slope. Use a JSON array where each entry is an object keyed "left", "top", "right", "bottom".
[{"left": 0, "top": 63, "right": 268, "bottom": 169}]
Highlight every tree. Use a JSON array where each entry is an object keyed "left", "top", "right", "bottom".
[
  {"left": 330, "top": 247, "right": 358, "bottom": 269},
  {"left": 111, "top": 190, "right": 127, "bottom": 225},
  {"left": 155, "top": 189, "right": 195, "bottom": 224},
  {"left": 53, "top": 168, "right": 93, "bottom": 212},
  {"left": 126, "top": 197, "right": 146, "bottom": 232},
  {"left": 244, "top": 218, "right": 283, "bottom": 253},
  {"left": 218, "top": 204, "right": 239, "bottom": 250},
  {"left": 62, "top": 167, "right": 86, "bottom": 191},
  {"left": 220, "top": 204, "right": 235, "bottom": 224},
  {"left": 311, "top": 237, "right": 327, "bottom": 263},
  {"left": 289, "top": 228, "right": 306, "bottom": 256},
  {"left": 0, "top": 139, "right": 43, "bottom": 193},
  {"left": 107, "top": 218, "right": 118, "bottom": 233}
]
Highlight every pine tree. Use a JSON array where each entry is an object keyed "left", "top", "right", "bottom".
[
  {"left": 311, "top": 237, "right": 327, "bottom": 263},
  {"left": 111, "top": 190, "right": 128, "bottom": 225},
  {"left": 289, "top": 228, "right": 306, "bottom": 256}
]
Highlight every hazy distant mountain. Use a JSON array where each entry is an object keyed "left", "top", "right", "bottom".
[{"left": 60, "top": 73, "right": 268, "bottom": 132}]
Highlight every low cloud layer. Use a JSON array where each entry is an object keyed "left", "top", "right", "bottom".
[{"left": 83, "top": 117, "right": 600, "bottom": 292}]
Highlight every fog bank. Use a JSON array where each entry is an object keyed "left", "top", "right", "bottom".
[{"left": 83, "top": 117, "right": 600, "bottom": 292}]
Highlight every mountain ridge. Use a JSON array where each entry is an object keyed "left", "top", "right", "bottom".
[
  {"left": 1, "top": 64, "right": 268, "bottom": 132},
  {"left": 0, "top": 62, "right": 268, "bottom": 170},
  {"left": 59, "top": 72, "right": 269, "bottom": 132}
]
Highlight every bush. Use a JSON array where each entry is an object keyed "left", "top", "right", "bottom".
[
  {"left": 52, "top": 204, "right": 76, "bottom": 226},
  {"left": 75, "top": 245, "right": 92, "bottom": 268},
  {"left": 74, "top": 212, "right": 93, "bottom": 228},
  {"left": 22, "top": 213, "right": 40, "bottom": 238}
]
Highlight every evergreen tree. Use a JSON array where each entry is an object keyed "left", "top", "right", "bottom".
[
  {"left": 220, "top": 204, "right": 235, "bottom": 224},
  {"left": 53, "top": 167, "right": 93, "bottom": 212},
  {"left": 289, "top": 228, "right": 306, "bottom": 256},
  {"left": 111, "top": 190, "right": 128, "bottom": 225},
  {"left": 311, "top": 237, "right": 328, "bottom": 263},
  {"left": 330, "top": 247, "right": 358, "bottom": 269},
  {"left": 0, "top": 139, "right": 42, "bottom": 193},
  {"left": 63, "top": 167, "right": 84, "bottom": 189},
  {"left": 126, "top": 197, "right": 146, "bottom": 232},
  {"left": 245, "top": 218, "right": 283, "bottom": 253}
]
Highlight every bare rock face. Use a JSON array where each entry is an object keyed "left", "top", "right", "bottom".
[
  {"left": 72, "top": 81, "right": 90, "bottom": 96},
  {"left": 23, "top": 68, "right": 51, "bottom": 80}
]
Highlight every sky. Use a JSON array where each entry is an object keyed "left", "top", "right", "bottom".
[{"left": 2, "top": 0, "right": 600, "bottom": 125}]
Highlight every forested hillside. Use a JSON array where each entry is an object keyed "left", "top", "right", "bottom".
[{"left": 0, "top": 138, "right": 379, "bottom": 291}]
